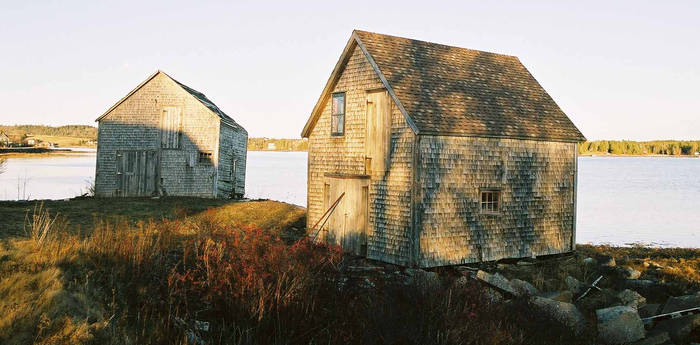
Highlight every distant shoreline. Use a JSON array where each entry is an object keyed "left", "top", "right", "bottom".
[{"left": 0, "top": 147, "right": 95, "bottom": 158}]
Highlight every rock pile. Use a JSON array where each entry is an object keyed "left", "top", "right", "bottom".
[
  {"left": 458, "top": 255, "right": 700, "bottom": 344},
  {"left": 342, "top": 252, "right": 700, "bottom": 344}
]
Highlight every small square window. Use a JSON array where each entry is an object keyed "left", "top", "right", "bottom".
[
  {"left": 480, "top": 190, "right": 500, "bottom": 214},
  {"left": 331, "top": 93, "right": 345, "bottom": 136},
  {"left": 198, "top": 151, "right": 213, "bottom": 164}
]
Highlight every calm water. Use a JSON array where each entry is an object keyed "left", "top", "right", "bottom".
[
  {"left": 576, "top": 156, "right": 700, "bottom": 247},
  {"left": 1, "top": 152, "right": 699, "bottom": 247}
]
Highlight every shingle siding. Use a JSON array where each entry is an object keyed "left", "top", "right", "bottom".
[
  {"left": 307, "top": 45, "right": 415, "bottom": 266},
  {"left": 415, "top": 136, "right": 576, "bottom": 267},
  {"left": 217, "top": 123, "right": 247, "bottom": 198},
  {"left": 95, "top": 72, "right": 247, "bottom": 199}
]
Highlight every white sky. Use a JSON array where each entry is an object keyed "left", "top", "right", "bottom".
[{"left": 0, "top": 0, "right": 698, "bottom": 140}]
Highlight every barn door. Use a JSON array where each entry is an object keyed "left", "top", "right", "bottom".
[
  {"left": 324, "top": 177, "right": 369, "bottom": 256},
  {"left": 116, "top": 150, "right": 158, "bottom": 196},
  {"left": 365, "top": 90, "right": 391, "bottom": 173}
]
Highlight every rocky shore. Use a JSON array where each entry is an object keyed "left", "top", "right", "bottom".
[{"left": 341, "top": 245, "right": 700, "bottom": 345}]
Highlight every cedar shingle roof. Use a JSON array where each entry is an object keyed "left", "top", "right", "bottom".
[
  {"left": 302, "top": 30, "right": 585, "bottom": 142},
  {"left": 170, "top": 76, "right": 244, "bottom": 131}
]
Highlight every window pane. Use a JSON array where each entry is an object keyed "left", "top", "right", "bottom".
[
  {"left": 331, "top": 115, "right": 338, "bottom": 133},
  {"left": 493, "top": 193, "right": 499, "bottom": 202},
  {"left": 337, "top": 95, "right": 344, "bottom": 114},
  {"left": 332, "top": 94, "right": 345, "bottom": 115},
  {"left": 482, "top": 193, "right": 486, "bottom": 202},
  {"left": 337, "top": 114, "right": 344, "bottom": 133}
]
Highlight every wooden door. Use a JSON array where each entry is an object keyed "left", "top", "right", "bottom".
[
  {"left": 324, "top": 177, "right": 369, "bottom": 256},
  {"left": 116, "top": 150, "right": 158, "bottom": 196},
  {"left": 365, "top": 90, "right": 391, "bottom": 173}
]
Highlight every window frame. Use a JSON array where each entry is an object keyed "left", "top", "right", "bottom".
[
  {"left": 330, "top": 92, "right": 346, "bottom": 137},
  {"left": 480, "top": 189, "right": 501, "bottom": 214},
  {"left": 198, "top": 150, "right": 213, "bottom": 164}
]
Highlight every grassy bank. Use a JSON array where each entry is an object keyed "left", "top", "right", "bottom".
[
  {"left": 0, "top": 197, "right": 589, "bottom": 345},
  {"left": 2, "top": 198, "right": 700, "bottom": 344}
]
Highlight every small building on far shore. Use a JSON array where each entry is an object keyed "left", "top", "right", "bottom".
[{"left": 23, "top": 137, "right": 36, "bottom": 146}]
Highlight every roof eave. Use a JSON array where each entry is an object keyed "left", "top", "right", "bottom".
[
  {"left": 417, "top": 131, "right": 586, "bottom": 143},
  {"left": 301, "top": 33, "right": 359, "bottom": 138},
  {"left": 301, "top": 30, "right": 420, "bottom": 138}
]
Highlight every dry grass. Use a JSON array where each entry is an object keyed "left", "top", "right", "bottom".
[
  {"left": 0, "top": 198, "right": 591, "bottom": 345},
  {"left": 578, "top": 244, "right": 700, "bottom": 296}
]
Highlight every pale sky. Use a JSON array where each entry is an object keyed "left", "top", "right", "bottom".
[{"left": 0, "top": 1, "right": 698, "bottom": 140}]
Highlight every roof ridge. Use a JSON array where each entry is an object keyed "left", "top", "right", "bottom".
[{"left": 353, "top": 29, "right": 519, "bottom": 59}]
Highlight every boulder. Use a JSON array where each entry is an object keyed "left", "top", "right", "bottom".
[
  {"left": 596, "top": 306, "right": 645, "bottom": 344},
  {"left": 565, "top": 275, "right": 583, "bottom": 295},
  {"left": 404, "top": 268, "right": 440, "bottom": 288},
  {"left": 510, "top": 279, "right": 539, "bottom": 296},
  {"left": 618, "top": 289, "right": 647, "bottom": 309},
  {"left": 622, "top": 266, "right": 642, "bottom": 280},
  {"left": 484, "top": 287, "right": 504, "bottom": 304},
  {"left": 638, "top": 304, "right": 661, "bottom": 319},
  {"left": 661, "top": 293, "right": 700, "bottom": 314},
  {"left": 643, "top": 260, "right": 666, "bottom": 270},
  {"left": 578, "top": 287, "right": 620, "bottom": 312},
  {"left": 539, "top": 290, "right": 573, "bottom": 304},
  {"left": 583, "top": 257, "right": 597, "bottom": 265},
  {"left": 631, "top": 331, "right": 670, "bottom": 345},
  {"left": 530, "top": 296, "right": 586, "bottom": 335},
  {"left": 622, "top": 279, "right": 669, "bottom": 298},
  {"left": 653, "top": 314, "right": 700, "bottom": 344},
  {"left": 599, "top": 255, "right": 616, "bottom": 267},
  {"left": 474, "top": 270, "right": 515, "bottom": 295},
  {"left": 624, "top": 279, "right": 657, "bottom": 289}
]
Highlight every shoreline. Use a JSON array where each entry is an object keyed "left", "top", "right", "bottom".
[{"left": 0, "top": 147, "right": 96, "bottom": 158}]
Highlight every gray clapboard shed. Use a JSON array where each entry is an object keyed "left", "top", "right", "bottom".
[
  {"left": 95, "top": 71, "right": 247, "bottom": 198},
  {"left": 302, "top": 30, "right": 586, "bottom": 267}
]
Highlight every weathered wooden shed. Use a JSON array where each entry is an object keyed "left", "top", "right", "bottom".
[
  {"left": 302, "top": 30, "right": 586, "bottom": 267},
  {"left": 95, "top": 71, "right": 247, "bottom": 198}
]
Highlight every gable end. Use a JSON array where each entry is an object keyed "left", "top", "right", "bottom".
[{"left": 301, "top": 31, "right": 419, "bottom": 138}]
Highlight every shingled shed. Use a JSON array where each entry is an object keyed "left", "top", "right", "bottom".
[
  {"left": 95, "top": 71, "right": 247, "bottom": 198},
  {"left": 302, "top": 30, "right": 585, "bottom": 267}
]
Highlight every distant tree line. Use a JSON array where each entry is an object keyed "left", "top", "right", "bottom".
[
  {"left": 247, "top": 138, "right": 308, "bottom": 151},
  {"left": 0, "top": 125, "right": 97, "bottom": 140},
  {"left": 579, "top": 140, "right": 700, "bottom": 156}
]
